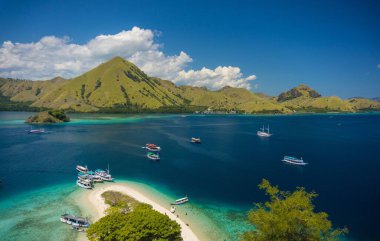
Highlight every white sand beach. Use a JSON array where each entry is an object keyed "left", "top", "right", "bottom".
[{"left": 78, "top": 183, "right": 200, "bottom": 241}]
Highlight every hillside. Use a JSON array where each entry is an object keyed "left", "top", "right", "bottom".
[
  {"left": 277, "top": 84, "right": 365, "bottom": 112},
  {"left": 0, "top": 57, "right": 286, "bottom": 113},
  {"left": 0, "top": 57, "right": 379, "bottom": 114}
]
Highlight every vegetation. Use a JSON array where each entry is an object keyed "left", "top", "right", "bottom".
[
  {"left": 26, "top": 109, "right": 70, "bottom": 123},
  {"left": 242, "top": 179, "right": 347, "bottom": 241},
  {"left": 1, "top": 58, "right": 379, "bottom": 114},
  {"left": 87, "top": 191, "right": 181, "bottom": 241}
]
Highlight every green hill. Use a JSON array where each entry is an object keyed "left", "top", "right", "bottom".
[{"left": 0, "top": 57, "right": 378, "bottom": 114}]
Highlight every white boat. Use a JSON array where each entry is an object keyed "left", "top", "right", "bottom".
[
  {"left": 60, "top": 214, "right": 90, "bottom": 228},
  {"left": 76, "top": 179, "right": 92, "bottom": 189},
  {"left": 170, "top": 206, "right": 176, "bottom": 213},
  {"left": 87, "top": 171, "right": 103, "bottom": 182},
  {"left": 28, "top": 128, "right": 45, "bottom": 134},
  {"left": 95, "top": 165, "right": 113, "bottom": 181},
  {"left": 171, "top": 196, "right": 189, "bottom": 205},
  {"left": 191, "top": 137, "right": 201, "bottom": 143},
  {"left": 257, "top": 125, "right": 272, "bottom": 137},
  {"left": 147, "top": 152, "right": 160, "bottom": 161},
  {"left": 282, "top": 156, "right": 308, "bottom": 166},
  {"left": 76, "top": 165, "right": 88, "bottom": 173},
  {"left": 145, "top": 143, "right": 161, "bottom": 151}
]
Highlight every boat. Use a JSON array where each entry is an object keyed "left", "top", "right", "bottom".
[
  {"left": 87, "top": 171, "right": 103, "bottom": 182},
  {"left": 95, "top": 165, "right": 113, "bottom": 181},
  {"left": 257, "top": 125, "right": 272, "bottom": 137},
  {"left": 28, "top": 128, "right": 45, "bottom": 134},
  {"left": 282, "top": 156, "right": 308, "bottom": 166},
  {"left": 76, "top": 179, "right": 92, "bottom": 189},
  {"left": 191, "top": 137, "right": 201, "bottom": 143},
  {"left": 171, "top": 196, "right": 189, "bottom": 205},
  {"left": 60, "top": 214, "right": 90, "bottom": 228},
  {"left": 170, "top": 206, "right": 176, "bottom": 213},
  {"left": 77, "top": 172, "right": 91, "bottom": 181},
  {"left": 145, "top": 143, "right": 161, "bottom": 151},
  {"left": 147, "top": 152, "right": 160, "bottom": 161},
  {"left": 76, "top": 165, "right": 88, "bottom": 173}
]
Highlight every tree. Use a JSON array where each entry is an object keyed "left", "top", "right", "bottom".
[
  {"left": 87, "top": 203, "right": 181, "bottom": 241},
  {"left": 242, "top": 179, "right": 347, "bottom": 241}
]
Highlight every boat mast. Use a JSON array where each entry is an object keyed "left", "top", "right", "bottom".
[{"left": 267, "top": 125, "right": 270, "bottom": 134}]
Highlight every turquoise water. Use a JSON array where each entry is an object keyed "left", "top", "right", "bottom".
[{"left": 0, "top": 111, "right": 379, "bottom": 240}]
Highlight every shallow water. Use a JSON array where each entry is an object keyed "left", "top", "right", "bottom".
[{"left": 0, "top": 112, "right": 379, "bottom": 240}]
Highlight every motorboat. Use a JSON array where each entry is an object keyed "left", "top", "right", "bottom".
[
  {"left": 87, "top": 171, "right": 103, "bottom": 182},
  {"left": 191, "top": 137, "right": 201, "bottom": 143},
  {"left": 76, "top": 165, "right": 88, "bottom": 173},
  {"left": 257, "top": 125, "right": 272, "bottom": 137},
  {"left": 60, "top": 214, "right": 90, "bottom": 228},
  {"left": 145, "top": 143, "right": 161, "bottom": 151},
  {"left": 95, "top": 166, "right": 113, "bottom": 182},
  {"left": 28, "top": 128, "right": 45, "bottom": 134},
  {"left": 171, "top": 196, "right": 189, "bottom": 205},
  {"left": 147, "top": 152, "right": 160, "bottom": 161},
  {"left": 76, "top": 179, "right": 92, "bottom": 189},
  {"left": 282, "top": 156, "right": 308, "bottom": 166}
]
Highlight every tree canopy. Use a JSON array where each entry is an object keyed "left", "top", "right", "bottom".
[
  {"left": 242, "top": 179, "right": 347, "bottom": 241},
  {"left": 87, "top": 192, "right": 181, "bottom": 241}
]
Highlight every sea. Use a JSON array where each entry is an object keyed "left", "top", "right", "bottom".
[{"left": 0, "top": 111, "right": 379, "bottom": 241}]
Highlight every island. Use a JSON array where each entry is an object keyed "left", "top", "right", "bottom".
[{"left": 26, "top": 109, "right": 70, "bottom": 123}]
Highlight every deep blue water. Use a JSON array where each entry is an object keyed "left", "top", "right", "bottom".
[{"left": 0, "top": 112, "right": 379, "bottom": 240}]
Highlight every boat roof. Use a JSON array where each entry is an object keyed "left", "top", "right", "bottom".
[
  {"left": 61, "top": 214, "right": 88, "bottom": 222},
  {"left": 284, "top": 156, "right": 299, "bottom": 160}
]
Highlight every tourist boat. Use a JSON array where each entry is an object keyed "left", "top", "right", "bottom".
[
  {"left": 60, "top": 214, "right": 90, "bottom": 228},
  {"left": 191, "top": 137, "right": 201, "bottom": 143},
  {"left": 76, "top": 179, "right": 92, "bottom": 189},
  {"left": 147, "top": 152, "right": 160, "bottom": 161},
  {"left": 87, "top": 171, "right": 103, "bottom": 182},
  {"left": 170, "top": 206, "right": 176, "bottom": 213},
  {"left": 76, "top": 165, "right": 88, "bottom": 173},
  {"left": 77, "top": 172, "right": 91, "bottom": 181},
  {"left": 145, "top": 143, "right": 161, "bottom": 151},
  {"left": 95, "top": 166, "right": 113, "bottom": 181},
  {"left": 282, "top": 156, "right": 308, "bottom": 166},
  {"left": 171, "top": 196, "right": 189, "bottom": 205},
  {"left": 28, "top": 128, "right": 45, "bottom": 134},
  {"left": 257, "top": 125, "right": 272, "bottom": 137}
]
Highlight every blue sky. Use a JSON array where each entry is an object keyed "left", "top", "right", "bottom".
[{"left": 0, "top": 0, "right": 379, "bottom": 98}]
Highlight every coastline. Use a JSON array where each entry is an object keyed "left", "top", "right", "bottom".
[{"left": 72, "top": 181, "right": 224, "bottom": 241}]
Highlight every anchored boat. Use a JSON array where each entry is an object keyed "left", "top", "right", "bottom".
[
  {"left": 60, "top": 214, "right": 90, "bottom": 228},
  {"left": 257, "top": 125, "right": 272, "bottom": 137},
  {"left": 282, "top": 156, "right": 308, "bottom": 166},
  {"left": 95, "top": 165, "right": 113, "bottom": 181},
  {"left": 76, "top": 165, "right": 88, "bottom": 173},
  {"left": 76, "top": 179, "right": 92, "bottom": 189},
  {"left": 171, "top": 196, "right": 189, "bottom": 205},
  {"left": 147, "top": 152, "right": 160, "bottom": 161},
  {"left": 145, "top": 143, "right": 161, "bottom": 151},
  {"left": 28, "top": 128, "right": 45, "bottom": 134},
  {"left": 191, "top": 137, "right": 201, "bottom": 143}
]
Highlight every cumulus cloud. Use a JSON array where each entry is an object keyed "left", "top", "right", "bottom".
[
  {"left": 0, "top": 26, "right": 256, "bottom": 90},
  {"left": 176, "top": 66, "right": 256, "bottom": 89}
]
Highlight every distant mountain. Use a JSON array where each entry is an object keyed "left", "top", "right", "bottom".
[{"left": 0, "top": 57, "right": 379, "bottom": 113}]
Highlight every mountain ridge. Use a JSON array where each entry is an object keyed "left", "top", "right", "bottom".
[{"left": 0, "top": 57, "right": 379, "bottom": 113}]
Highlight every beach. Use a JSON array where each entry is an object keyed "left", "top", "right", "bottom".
[{"left": 75, "top": 182, "right": 200, "bottom": 241}]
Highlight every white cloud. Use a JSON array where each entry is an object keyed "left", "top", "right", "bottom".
[
  {"left": 176, "top": 66, "right": 256, "bottom": 90},
  {"left": 0, "top": 26, "right": 256, "bottom": 90},
  {"left": 377, "top": 63, "right": 380, "bottom": 68}
]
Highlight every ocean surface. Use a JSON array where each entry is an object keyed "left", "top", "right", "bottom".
[{"left": 0, "top": 111, "right": 379, "bottom": 241}]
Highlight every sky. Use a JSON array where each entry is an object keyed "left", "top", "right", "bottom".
[{"left": 0, "top": 0, "right": 379, "bottom": 98}]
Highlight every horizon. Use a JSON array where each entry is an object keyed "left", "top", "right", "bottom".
[{"left": 0, "top": 0, "right": 379, "bottom": 98}]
